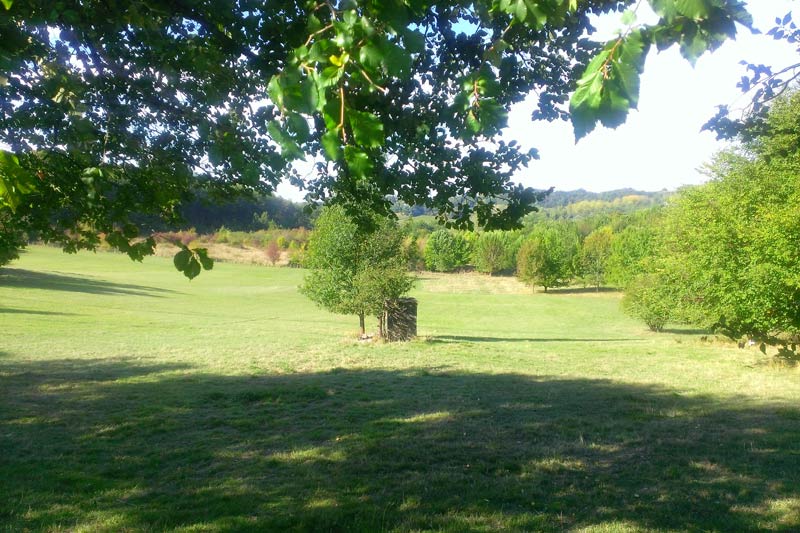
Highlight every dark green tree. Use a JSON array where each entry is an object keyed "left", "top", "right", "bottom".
[
  {"left": 580, "top": 225, "right": 613, "bottom": 289},
  {"left": 472, "top": 231, "right": 517, "bottom": 275}
]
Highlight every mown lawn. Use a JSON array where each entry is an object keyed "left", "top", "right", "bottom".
[{"left": 1, "top": 246, "right": 799, "bottom": 532}]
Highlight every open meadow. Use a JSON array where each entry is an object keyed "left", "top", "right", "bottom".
[{"left": 2, "top": 246, "right": 799, "bottom": 532}]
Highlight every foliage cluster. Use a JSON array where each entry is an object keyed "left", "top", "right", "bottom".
[
  {"left": 620, "top": 92, "right": 800, "bottom": 344},
  {"left": 211, "top": 227, "right": 310, "bottom": 250},
  {"left": 472, "top": 231, "right": 521, "bottom": 275},
  {"left": 424, "top": 230, "right": 472, "bottom": 273},
  {"left": 516, "top": 223, "right": 580, "bottom": 292}
]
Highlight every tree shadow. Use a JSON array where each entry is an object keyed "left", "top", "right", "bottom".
[
  {"left": 1, "top": 359, "right": 798, "bottom": 532},
  {"left": 544, "top": 286, "right": 620, "bottom": 295},
  {"left": 427, "top": 335, "right": 640, "bottom": 344},
  {"left": 0, "top": 307, "right": 78, "bottom": 316},
  {"left": 660, "top": 327, "right": 713, "bottom": 335},
  {"left": 0, "top": 269, "right": 176, "bottom": 297}
]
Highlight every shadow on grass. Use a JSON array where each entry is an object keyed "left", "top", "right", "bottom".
[
  {"left": 543, "top": 286, "right": 621, "bottom": 295},
  {"left": 1, "top": 358, "right": 798, "bottom": 532},
  {"left": 0, "top": 269, "right": 175, "bottom": 297},
  {"left": 0, "top": 307, "right": 78, "bottom": 316},
  {"left": 428, "top": 335, "right": 640, "bottom": 344},
  {"left": 659, "top": 327, "right": 714, "bottom": 335}
]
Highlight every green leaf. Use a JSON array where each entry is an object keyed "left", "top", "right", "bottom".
[
  {"left": 287, "top": 113, "right": 310, "bottom": 140},
  {"left": 1, "top": 0, "right": 12, "bottom": 10},
  {"left": 349, "top": 110, "right": 384, "bottom": 148},
  {"left": 173, "top": 249, "right": 191, "bottom": 271},
  {"left": 621, "top": 8, "right": 637, "bottom": 26},
  {"left": 466, "top": 110, "right": 481, "bottom": 133},
  {"left": 514, "top": 0, "right": 527, "bottom": 22},
  {"left": 0, "top": 150, "right": 36, "bottom": 212},
  {"left": 344, "top": 145, "right": 373, "bottom": 178},
  {"left": 674, "top": 0, "right": 711, "bottom": 20},
  {"left": 184, "top": 257, "right": 202, "bottom": 280},
  {"left": 267, "top": 76, "right": 283, "bottom": 109},
  {"left": 358, "top": 43, "right": 383, "bottom": 71},
  {"left": 403, "top": 29, "right": 425, "bottom": 54},
  {"left": 195, "top": 248, "right": 214, "bottom": 271},
  {"left": 570, "top": 30, "right": 650, "bottom": 140},
  {"left": 320, "top": 65, "right": 343, "bottom": 88},
  {"left": 307, "top": 13, "right": 322, "bottom": 33},
  {"left": 267, "top": 121, "right": 303, "bottom": 160},
  {"left": 381, "top": 39, "right": 411, "bottom": 78},
  {"left": 321, "top": 129, "right": 342, "bottom": 160}
]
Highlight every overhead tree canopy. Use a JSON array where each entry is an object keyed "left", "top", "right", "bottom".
[{"left": 0, "top": 0, "right": 786, "bottom": 276}]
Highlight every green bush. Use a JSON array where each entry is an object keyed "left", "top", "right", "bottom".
[
  {"left": 516, "top": 224, "right": 579, "bottom": 291},
  {"left": 472, "top": 231, "right": 516, "bottom": 275},
  {"left": 621, "top": 274, "right": 672, "bottom": 331},
  {"left": 424, "top": 230, "right": 471, "bottom": 272}
]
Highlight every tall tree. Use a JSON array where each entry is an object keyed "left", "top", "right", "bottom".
[{"left": 580, "top": 225, "right": 613, "bottom": 289}]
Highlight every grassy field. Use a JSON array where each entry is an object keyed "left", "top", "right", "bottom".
[{"left": 1, "top": 246, "right": 799, "bottom": 532}]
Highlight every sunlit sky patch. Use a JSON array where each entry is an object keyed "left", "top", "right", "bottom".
[{"left": 509, "top": 0, "right": 799, "bottom": 193}]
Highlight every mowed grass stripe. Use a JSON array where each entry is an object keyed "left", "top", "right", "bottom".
[{"left": 1, "top": 246, "right": 798, "bottom": 532}]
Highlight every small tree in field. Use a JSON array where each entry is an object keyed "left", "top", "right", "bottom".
[
  {"left": 424, "top": 230, "right": 471, "bottom": 272},
  {"left": 622, "top": 273, "right": 672, "bottom": 331},
  {"left": 472, "top": 231, "right": 516, "bottom": 275},
  {"left": 403, "top": 235, "right": 425, "bottom": 271},
  {"left": 301, "top": 206, "right": 414, "bottom": 336},
  {"left": 265, "top": 240, "right": 281, "bottom": 266},
  {"left": 516, "top": 224, "right": 579, "bottom": 292}
]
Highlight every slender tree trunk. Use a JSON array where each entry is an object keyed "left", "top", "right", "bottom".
[{"left": 359, "top": 313, "right": 365, "bottom": 336}]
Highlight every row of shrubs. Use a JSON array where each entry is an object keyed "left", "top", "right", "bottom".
[
  {"left": 156, "top": 218, "right": 641, "bottom": 293},
  {"left": 404, "top": 230, "right": 521, "bottom": 275},
  {"left": 156, "top": 226, "right": 311, "bottom": 250}
]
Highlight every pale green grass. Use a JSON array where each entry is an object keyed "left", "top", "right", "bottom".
[{"left": 1, "top": 246, "right": 798, "bottom": 532}]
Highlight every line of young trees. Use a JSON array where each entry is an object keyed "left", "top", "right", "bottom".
[{"left": 401, "top": 212, "right": 658, "bottom": 293}]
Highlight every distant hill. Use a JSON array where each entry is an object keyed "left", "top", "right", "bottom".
[{"left": 537, "top": 188, "right": 671, "bottom": 209}]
